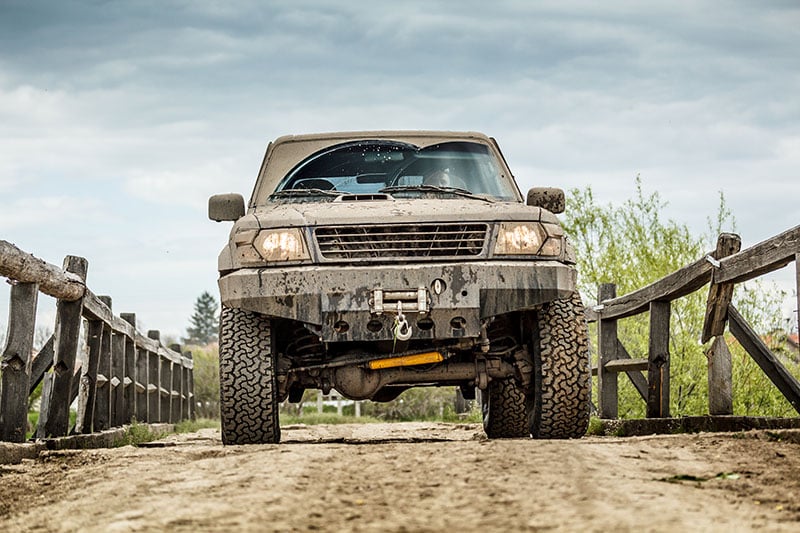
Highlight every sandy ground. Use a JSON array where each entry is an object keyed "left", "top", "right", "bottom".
[{"left": 1, "top": 423, "right": 799, "bottom": 532}]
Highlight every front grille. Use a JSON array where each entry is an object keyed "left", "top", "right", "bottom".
[{"left": 315, "top": 223, "right": 488, "bottom": 261}]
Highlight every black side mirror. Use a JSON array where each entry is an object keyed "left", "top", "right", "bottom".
[
  {"left": 526, "top": 187, "right": 565, "bottom": 214},
  {"left": 209, "top": 193, "right": 245, "bottom": 222}
]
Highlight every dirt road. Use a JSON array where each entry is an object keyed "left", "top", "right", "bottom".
[{"left": 1, "top": 423, "right": 799, "bottom": 532}]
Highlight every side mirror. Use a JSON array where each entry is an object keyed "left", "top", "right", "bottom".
[
  {"left": 526, "top": 187, "right": 565, "bottom": 214},
  {"left": 209, "top": 193, "right": 245, "bottom": 222}
]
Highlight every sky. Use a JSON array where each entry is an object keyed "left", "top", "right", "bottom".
[{"left": 1, "top": 0, "right": 798, "bottom": 341}]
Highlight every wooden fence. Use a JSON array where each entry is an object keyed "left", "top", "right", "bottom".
[
  {"left": 588, "top": 225, "right": 800, "bottom": 419},
  {"left": 0, "top": 240, "right": 194, "bottom": 443}
]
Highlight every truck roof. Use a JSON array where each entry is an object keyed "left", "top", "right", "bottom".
[{"left": 251, "top": 131, "right": 504, "bottom": 206}]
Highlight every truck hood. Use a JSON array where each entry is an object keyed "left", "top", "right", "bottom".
[{"left": 243, "top": 198, "right": 560, "bottom": 229}]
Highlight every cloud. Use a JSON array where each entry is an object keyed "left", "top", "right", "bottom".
[{"left": 1, "top": 0, "right": 798, "bottom": 334}]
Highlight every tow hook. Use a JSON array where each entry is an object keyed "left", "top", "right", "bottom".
[{"left": 393, "top": 301, "right": 413, "bottom": 341}]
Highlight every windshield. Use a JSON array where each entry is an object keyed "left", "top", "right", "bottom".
[{"left": 271, "top": 140, "right": 520, "bottom": 201}]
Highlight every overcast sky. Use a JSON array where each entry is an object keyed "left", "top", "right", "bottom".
[{"left": 1, "top": 0, "right": 798, "bottom": 341}]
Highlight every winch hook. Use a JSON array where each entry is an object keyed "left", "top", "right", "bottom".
[{"left": 393, "top": 301, "right": 413, "bottom": 342}]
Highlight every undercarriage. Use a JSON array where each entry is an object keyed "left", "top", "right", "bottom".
[{"left": 273, "top": 313, "right": 534, "bottom": 402}]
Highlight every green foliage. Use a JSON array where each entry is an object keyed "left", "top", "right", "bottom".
[
  {"left": 184, "top": 343, "right": 220, "bottom": 419},
  {"left": 563, "top": 177, "right": 794, "bottom": 418},
  {"left": 586, "top": 416, "right": 605, "bottom": 436},
  {"left": 184, "top": 291, "right": 219, "bottom": 345}
]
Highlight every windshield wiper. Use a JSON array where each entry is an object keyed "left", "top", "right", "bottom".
[
  {"left": 379, "top": 185, "right": 494, "bottom": 203},
  {"left": 270, "top": 188, "right": 347, "bottom": 199}
]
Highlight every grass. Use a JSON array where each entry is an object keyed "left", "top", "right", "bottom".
[
  {"left": 175, "top": 417, "right": 220, "bottom": 433},
  {"left": 586, "top": 416, "right": 605, "bottom": 436},
  {"left": 113, "top": 421, "right": 167, "bottom": 447}
]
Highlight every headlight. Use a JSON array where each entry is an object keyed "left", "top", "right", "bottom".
[
  {"left": 254, "top": 228, "right": 310, "bottom": 262},
  {"left": 494, "top": 222, "right": 562, "bottom": 256}
]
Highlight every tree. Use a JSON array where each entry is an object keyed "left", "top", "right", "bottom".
[
  {"left": 184, "top": 291, "right": 219, "bottom": 345},
  {"left": 562, "top": 178, "right": 795, "bottom": 418}
]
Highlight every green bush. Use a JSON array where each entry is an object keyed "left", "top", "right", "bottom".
[
  {"left": 183, "top": 343, "right": 220, "bottom": 419},
  {"left": 564, "top": 179, "right": 795, "bottom": 418}
]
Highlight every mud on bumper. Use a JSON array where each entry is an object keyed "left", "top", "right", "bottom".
[{"left": 219, "top": 261, "right": 576, "bottom": 342}]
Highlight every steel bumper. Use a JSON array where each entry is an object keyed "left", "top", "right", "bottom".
[{"left": 219, "top": 261, "right": 576, "bottom": 342}]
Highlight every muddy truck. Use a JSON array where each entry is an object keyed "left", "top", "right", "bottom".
[{"left": 209, "top": 131, "right": 590, "bottom": 444}]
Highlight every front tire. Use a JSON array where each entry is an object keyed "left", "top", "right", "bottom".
[
  {"left": 219, "top": 306, "right": 281, "bottom": 444},
  {"left": 482, "top": 378, "right": 529, "bottom": 438},
  {"left": 530, "top": 293, "right": 590, "bottom": 439}
]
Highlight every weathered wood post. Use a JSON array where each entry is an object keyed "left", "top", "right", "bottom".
[
  {"left": 151, "top": 334, "right": 170, "bottom": 423},
  {"left": 647, "top": 301, "right": 671, "bottom": 418},
  {"left": 111, "top": 329, "right": 125, "bottom": 427},
  {"left": 179, "top": 351, "right": 189, "bottom": 421},
  {"left": 75, "top": 319, "right": 104, "bottom": 433},
  {"left": 169, "top": 344, "right": 182, "bottom": 423},
  {"left": 706, "top": 337, "right": 733, "bottom": 415},
  {"left": 93, "top": 296, "right": 113, "bottom": 432},
  {"left": 120, "top": 314, "right": 136, "bottom": 424},
  {"left": 796, "top": 253, "right": 799, "bottom": 358},
  {"left": 0, "top": 282, "right": 39, "bottom": 442},
  {"left": 597, "top": 283, "right": 618, "bottom": 419},
  {"left": 39, "top": 256, "right": 88, "bottom": 438},
  {"left": 702, "top": 233, "right": 741, "bottom": 415},
  {"left": 160, "top": 352, "right": 171, "bottom": 423},
  {"left": 146, "top": 341, "right": 159, "bottom": 423}
]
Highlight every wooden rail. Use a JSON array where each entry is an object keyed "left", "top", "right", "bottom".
[
  {"left": 0, "top": 240, "right": 194, "bottom": 443},
  {"left": 590, "top": 225, "right": 800, "bottom": 420}
]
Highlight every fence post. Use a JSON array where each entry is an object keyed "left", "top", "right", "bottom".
[
  {"left": 93, "top": 296, "right": 113, "bottom": 432},
  {"left": 169, "top": 344, "right": 182, "bottom": 423},
  {"left": 647, "top": 301, "right": 671, "bottom": 418},
  {"left": 146, "top": 334, "right": 159, "bottom": 423},
  {"left": 120, "top": 314, "right": 136, "bottom": 424},
  {"left": 111, "top": 329, "right": 125, "bottom": 427},
  {"left": 160, "top": 353, "right": 171, "bottom": 423},
  {"left": 152, "top": 335, "right": 170, "bottom": 423},
  {"left": 707, "top": 337, "right": 733, "bottom": 415},
  {"left": 0, "top": 282, "right": 39, "bottom": 442},
  {"left": 74, "top": 319, "right": 103, "bottom": 433},
  {"left": 597, "top": 283, "right": 618, "bottom": 419},
  {"left": 701, "top": 233, "right": 741, "bottom": 343},
  {"left": 701, "top": 234, "right": 741, "bottom": 416},
  {"left": 39, "top": 255, "right": 88, "bottom": 438},
  {"left": 122, "top": 314, "right": 147, "bottom": 423}
]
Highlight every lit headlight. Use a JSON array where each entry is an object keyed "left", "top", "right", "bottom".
[
  {"left": 254, "top": 228, "right": 310, "bottom": 262},
  {"left": 494, "top": 222, "right": 562, "bottom": 256}
]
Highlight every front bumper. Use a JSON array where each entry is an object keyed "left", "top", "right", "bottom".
[{"left": 219, "top": 260, "right": 576, "bottom": 342}]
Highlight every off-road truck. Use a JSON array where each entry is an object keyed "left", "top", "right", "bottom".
[{"left": 209, "top": 131, "right": 590, "bottom": 444}]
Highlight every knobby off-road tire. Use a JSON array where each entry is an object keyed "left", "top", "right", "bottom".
[
  {"left": 219, "top": 306, "right": 281, "bottom": 445},
  {"left": 530, "top": 292, "right": 590, "bottom": 439},
  {"left": 482, "top": 378, "right": 530, "bottom": 438}
]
